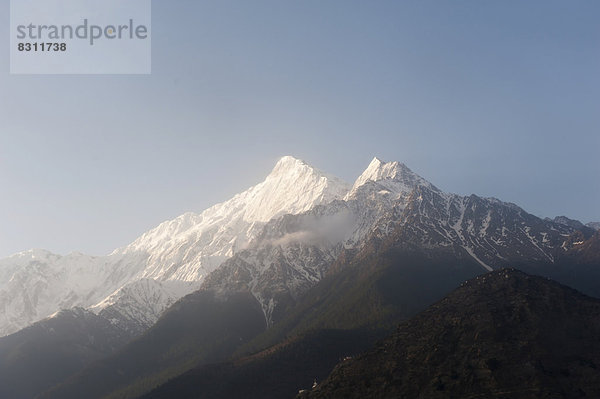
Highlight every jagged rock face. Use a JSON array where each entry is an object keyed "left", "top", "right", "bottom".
[
  {"left": 299, "top": 269, "right": 600, "bottom": 399},
  {"left": 203, "top": 243, "right": 338, "bottom": 326},
  {"left": 387, "top": 186, "right": 577, "bottom": 270}
]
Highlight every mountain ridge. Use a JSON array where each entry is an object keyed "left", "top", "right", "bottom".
[
  {"left": 298, "top": 268, "right": 600, "bottom": 398},
  {"left": 0, "top": 156, "right": 349, "bottom": 337}
]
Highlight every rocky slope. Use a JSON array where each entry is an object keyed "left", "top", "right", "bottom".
[
  {"left": 299, "top": 268, "right": 600, "bottom": 399},
  {"left": 0, "top": 307, "right": 135, "bottom": 399},
  {"left": 39, "top": 290, "right": 267, "bottom": 399}
]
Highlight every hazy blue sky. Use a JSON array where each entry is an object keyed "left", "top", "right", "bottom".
[{"left": 1, "top": 1, "right": 599, "bottom": 258}]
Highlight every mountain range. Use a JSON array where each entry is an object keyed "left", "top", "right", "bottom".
[
  {"left": 0, "top": 155, "right": 598, "bottom": 399},
  {"left": 0, "top": 156, "right": 349, "bottom": 337}
]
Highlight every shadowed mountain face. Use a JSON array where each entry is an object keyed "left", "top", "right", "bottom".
[
  {"left": 37, "top": 222, "right": 600, "bottom": 399},
  {"left": 0, "top": 308, "right": 135, "bottom": 399},
  {"left": 36, "top": 246, "right": 483, "bottom": 399},
  {"left": 139, "top": 329, "right": 376, "bottom": 399},
  {"left": 298, "top": 268, "right": 600, "bottom": 399},
  {"left": 31, "top": 218, "right": 600, "bottom": 399},
  {"left": 131, "top": 249, "right": 484, "bottom": 399},
  {"left": 112, "top": 242, "right": 482, "bottom": 399},
  {"left": 517, "top": 231, "right": 600, "bottom": 298},
  {"left": 238, "top": 247, "right": 485, "bottom": 358},
  {"left": 39, "top": 291, "right": 266, "bottom": 399}
]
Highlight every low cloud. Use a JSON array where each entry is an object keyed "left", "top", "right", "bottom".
[{"left": 271, "top": 210, "right": 356, "bottom": 247}]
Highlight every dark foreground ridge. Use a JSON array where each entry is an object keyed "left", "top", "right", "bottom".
[{"left": 298, "top": 268, "right": 600, "bottom": 399}]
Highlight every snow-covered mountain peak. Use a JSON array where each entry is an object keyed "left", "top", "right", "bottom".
[
  {"left": 267, "top": 156, "right": 325, "bottom": 183},
  {"left": 0, "top": 156, "right": 352, "bottom": 336},
  {"left": 243, "top": 156, "right": 350, "bottom": 222},
  {"left": 109, "top": 156, "right": 350, "bottom": 283},
  {"left": 270, "top": 155, "right": 310, "bottom": 174},
  {"left": 346, "top": 157, "right": 434, "bottom": 199}
]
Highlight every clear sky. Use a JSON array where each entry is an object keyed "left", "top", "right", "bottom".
[{"left": 0, "top": 1, "right": 598, "bottom": 258}]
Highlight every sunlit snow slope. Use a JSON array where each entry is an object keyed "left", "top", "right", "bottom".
[{"left": 0, "top": 156, "right": 350, "bottom": 336}]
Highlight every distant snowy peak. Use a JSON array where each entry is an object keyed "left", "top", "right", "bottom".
[
  {"left": 346, "top": 157, "right": 434, "bottom": 199},
  {"left": 0, "top": 249, "right": 130, "bottom": 337}
]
